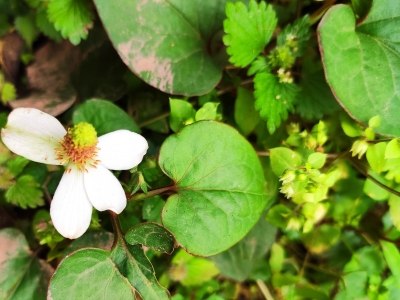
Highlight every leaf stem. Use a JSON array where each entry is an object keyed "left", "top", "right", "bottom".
[
  {"left": 138, "top": 111, "right": 170, "bottom": 128},
  {"left": 257, "top": 151, "right": 270, "bottom": 156},
  {"left": 127, "top": 185, "right": 176, "bottom": 202},
  {"left": 109, "top": 211, "right": 124, "bottom": 248},
  {"left": 256, "top": 280, "right": 275, "bottom": 300},
  {"left": 309, "top": 0, "right": 337, "bottom": 25},
  {"left": 350, "top": 158, "right": 400, "bottom": 198}
]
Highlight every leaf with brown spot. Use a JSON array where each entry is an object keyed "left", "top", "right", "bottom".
[
  {"left": 94, "top": 0, "right": 247, "bottom": 96},
  {"left": 0, "top": 228, "right": 54, "bottom": 299}
]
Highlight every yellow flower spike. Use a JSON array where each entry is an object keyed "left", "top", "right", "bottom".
[{"left": 69, "top": 122, "right": 97, "bottom": 148}]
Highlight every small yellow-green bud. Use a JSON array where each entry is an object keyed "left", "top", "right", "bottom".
[
  {"left": 268, "top": 46, "right": 295, "bottom": 69},
  {"left": 69, "top": 122, "right": 97, "bottom": 148},
  {"left": 350, "top": 139, "right": 369, "bottom": 159}
]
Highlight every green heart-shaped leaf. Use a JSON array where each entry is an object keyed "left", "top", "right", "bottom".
[
  {"left": 318, "top": 1, "right": 400, "bottom": 136},
  {"left": 48, "top": 249, "right": 135, "bottom": 299},
  {"left": 125, "top": 223, "right": 176, "bottom": 254},
  {"left": 159, "top": 121, "right": 268, "bottom": 256},
  {"left": 94, "top": 0, "right": 241, "bottom": 96}
]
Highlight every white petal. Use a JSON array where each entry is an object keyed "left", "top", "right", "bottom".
[
  {"left": 97, "top": 130, "right": 148, "bottom": 170},
  {"left": 1, "top": 108, "right": 66, "bottom": 165},
  {"left": 84, "top": 164, "right": 126, "bottom": 213},
  {"left": 50, "top": 169, "right": 92, "bottom": 239}
]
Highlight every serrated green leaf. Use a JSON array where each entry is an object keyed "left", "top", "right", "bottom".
[
  {"left": 1, "top": 82, "right": 17, "bottom": 103},
  {"left": 234, "top": 87, "right": 260, "bottom": 136},
  {"left": 125, "top": 223, "right": 175, "bottom": 254},
  {"left": 366, "top": 142, "right": 387, "bottom": 173},
  {"left": 169, "top": 99, "right": 196, "bottom": 132},
  {"left": 159, "top": 121, "right": 268, "bottom": 256},
  {"left": 295, "top": 66, "right": 340, "bottom": 120},
  {"left": 318, "top": 1, "right": 400, "bottom": 137},
  {"left": 22, "top": 162, "right": 48, "bottom": 185},
  {"left": 269, "top": 147, "right": 302, "bottom": 176},
  {"left": 0, "top": 228, "right": 53, "bottom": 300},
  {"left": 5, "top": 175, "right": 44, "bottom": 209},
  {"left": 47, "top": 0, "right": 93, "bottom": 45},
  {"left": 36, "top": 7, "right": 62, "bottom": 42},
  {"left": 73, "top": 99, "right": 140, "bottom": 135},
  {"left": 6, "top": 156, "right": 29, "bottom": 176},
  {"left": 277, "top": 15, "right": 310, "bottom": 57},
  {"left": 49, "top": 249, "right": 135, "bottom": 299},
  {"left": 307, "top": 153, "right": 326, "bottom": 169},
  {"left": 247, "top": 56, "right": 271, "bottom": 76},
  {"left": 33, "top": 210, "right": 64, "bottom": 248},
  {"left": 254, "top": 72, "right": 299, "bottom": 134},
  {"left": 223, "top": 0, "right": 277, "bottom": 67}
]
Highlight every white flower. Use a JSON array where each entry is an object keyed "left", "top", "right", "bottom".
[{"left": 1, "top": 108, "right": 148, "bottom": 239}]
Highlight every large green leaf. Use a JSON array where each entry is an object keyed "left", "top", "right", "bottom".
[
  {"left": 48, "top": 249, "right": 135, "bottom": 299},
  {"left": 94, "top": 0, "right": 245, "bottom": 96},
  {"left": 0, "top": 228, "right": 53, "bottom": 300},
  {"left": 159, "top": 121, "right": 268, "bottom": 256},
  {"left": 318, "top": 0, "right": 400, "bottom": 136},
  {"left": 210, "top": 216, "right": 276, "bottom": 282},
  {"left": 73, "top": 99, "right": 140, "bottom": 135}
]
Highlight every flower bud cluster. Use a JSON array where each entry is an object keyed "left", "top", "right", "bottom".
[
  {"left": 350, "top": 115, "right": 380, "bottom": 159},
  {"left": 286, "top": 121, "right": 328, "bottom": 150}
]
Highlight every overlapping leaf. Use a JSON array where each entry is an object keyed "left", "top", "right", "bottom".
[
  {"left": 0, "top": 228, "right": 53, "bottom": 299},
  {"left": 224, "top": 0, "right": 277, "bottom": 67},
  {"left": 254, "top": 72, "right": 299, "bottom": 134},
  {"left": 318, "top": 0, "right": 400, "bottom": 136},
  {"left": 47, "top": 0, "right": 93, "bottom": 45},
  {"left": 159, "top": 121, "right": 268, "bottom": 256},
  {"left": 94, "top": 0, "right": 242, "bottom": 95}
]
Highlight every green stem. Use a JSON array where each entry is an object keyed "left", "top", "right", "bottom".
[
  {"left": 309, "top": 0, "right": 337, "bottom": 25},
  {"left": 127, "top": 185, "right": 176, "bottom": 202},
  {"left": 350, "top": 158, "right": 400, "bottom": 198},
  {"left": 138, "top": 112, "right": 170, "bottom": 128},
  {"left": 109, "top": 211, "right": 124, "bottom": 248}
]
